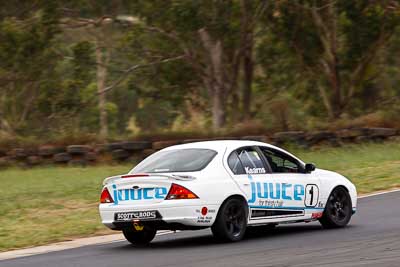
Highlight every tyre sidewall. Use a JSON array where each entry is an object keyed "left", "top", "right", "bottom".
[
  {"left": 212, "top": 198, "right": 248, "bottom": 242},
  {"left": 122, "top": 226, "right": 157, "bottom": 245},
  {"left": 320, "top": 187, "right": 352, "bottom": 228}
]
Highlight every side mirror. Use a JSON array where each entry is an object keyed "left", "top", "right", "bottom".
[{"left": 305, "top": 163, "right": 316, "bottom": 173}]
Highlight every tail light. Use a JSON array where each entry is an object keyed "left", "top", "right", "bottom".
[
  {"left": 100, "top": 187, "right": 114, "bottom": 203},
  {"left": 165, "top": 183, "right": 199, "bottom": 200}
]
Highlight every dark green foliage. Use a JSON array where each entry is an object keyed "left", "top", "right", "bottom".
[
  {"left": 263, "top": 0, "right": 400, "bottom": 119},
  {"left": 0, "top": 0, "right": 399, "bottom": 141}
]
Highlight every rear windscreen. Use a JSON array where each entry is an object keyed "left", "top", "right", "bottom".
[{"left": 131, "top": 148, "right": 217, "bottom": 173}]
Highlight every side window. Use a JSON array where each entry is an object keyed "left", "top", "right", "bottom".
[
  {"left": 237, "top": 147, "right": 266, "bottom": 174},
  {"left": 260, "top": 147, "right": 302, "bottom": 173},
  {"left": 228, "top": 151, "right": 246, "bottom": 175}
]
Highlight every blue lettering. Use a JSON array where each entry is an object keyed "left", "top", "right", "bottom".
[
  {"left": 269, "top": 183, "right": 281, "bottom": 199},
  {"left": 143, "top": 188, "right": 152, "bottom": 199},
  {"left": 111, "top": 185, "right": 169, "bottom": 203},
  {"left": 155, "top": 187, "right": 167, "bottom": 199},
  {"left": 282, "top": 183, "right": 292, "bottom": 200},
  {"left": 244, "top": 175, "right": 305, "bottom": 202},
  {"left": 112, "top": 184, "right": 118, "bottom": 205},
  {"left": 248, "top": 175, "right": 256, "bottom": 204},
  {"left": 117, "top": 190, "right": 124, "bottom": 202},
  {"left": 123, "top": 189, "right": 130, "bottom": 201},
  {"left": 294, "top": 184, "right": 305, "bottom": 200},
  {"left": 257, "top": 183, "right": 268, "bottom": 198},
  {"left": 130, "top": 189, "right": 142, "bottom": 200}
]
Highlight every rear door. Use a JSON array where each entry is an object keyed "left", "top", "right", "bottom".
[{"left": 226, "top": 146, "right": 271, "bottom": 208}]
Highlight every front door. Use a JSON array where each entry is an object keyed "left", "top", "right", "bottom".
[
  {"left": 253, "top": 146, "right": 322, "bottom": 221},
  {"left": 226, "top": 146, "right": 322, "bottom": 223}
]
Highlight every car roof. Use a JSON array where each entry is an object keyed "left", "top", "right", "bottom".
[
  {"left": 161, "top": 140, "right": 304, "bottom": 163},
  {"left": 162, "top": 140, "right": 273, "bottom": 152}
]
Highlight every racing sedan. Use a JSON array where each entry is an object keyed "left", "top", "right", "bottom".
[{"left": 99, "top": 140, "right": 357, "bottom": 245}]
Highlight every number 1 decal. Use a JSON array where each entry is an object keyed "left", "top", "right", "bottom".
[{"left": 305, "top": 184, "right": 319, "bottom": 207}]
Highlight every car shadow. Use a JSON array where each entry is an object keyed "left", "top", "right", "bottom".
[{"left": 114, "top": 223, "right": 356, "bottom": 251}]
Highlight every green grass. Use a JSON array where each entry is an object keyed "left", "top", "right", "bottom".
[
  {"left": 0, "top": 142, "right": 399, "bottom": 251},
  {"left": 0, "top": 165, "right": 131, "bottom": 251},
  {"left": 293, "top": 142, "right": 400, "bottom": 193}
]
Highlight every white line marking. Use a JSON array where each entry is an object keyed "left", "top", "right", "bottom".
[
  {"left": 1, "top": 188, "right": 400, "bottom": 261},
  {"left": 358, "top": 188, "right": 400, "bottom": 199}
]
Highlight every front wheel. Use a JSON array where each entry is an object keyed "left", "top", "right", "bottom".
[
  {"left": 211, "top": 198, "right": 248, "bottom": 242},
  {"left": 122, "top": 226, "right": 157, "bottom": 246},
  {"left": 319, "top": 187, "right": 352, "bottom": 228}
]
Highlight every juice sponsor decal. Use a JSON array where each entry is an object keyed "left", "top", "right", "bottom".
[
  {"left": 246, "top": 174, "right": 319, "bottom": 208},
  {"left": 111, "top": 184, "right": 168, "bottom": 205},
  {"left": 247, "top": 174, "right": 306, "bottom": 204}
]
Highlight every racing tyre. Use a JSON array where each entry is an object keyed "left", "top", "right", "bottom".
[
  {"left": 319, "top": 187, "right": 352, "bottom": 228},
  {"left": 122, "top": 226, "right": 157, "bottom": 246},
  {"left": 211, "top": 198, "right": 248, "bottom": 242}
]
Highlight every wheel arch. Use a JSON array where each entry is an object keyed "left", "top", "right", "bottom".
[
  {"left": 223, "top": 194, "right": 248, "bottom": 205},
  {"left": 332, "top": 184, "right": 349, "bottom": 192},
  {"left": 326, "top": 185, "right": 352, "bottom": 207},
  {"left": 319, "top": 175, "right": 353, "bottom": 200},
  {"left": 213, "top": 194, "right": 249, "bottom": 225}
]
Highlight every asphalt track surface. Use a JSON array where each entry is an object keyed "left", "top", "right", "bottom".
[{"left": 2, "top": 191, "right": 400, "bottom": 267}]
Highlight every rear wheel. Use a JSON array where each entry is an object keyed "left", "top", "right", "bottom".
[
  {"left": 122, "top": 226, "right": 157, "bottom": 246},
  {"left": 319, "top": 187, "right": 352, "bottom": 228},
  {"left": 211, "top": 198, "right": 248, "bottom": 242}
]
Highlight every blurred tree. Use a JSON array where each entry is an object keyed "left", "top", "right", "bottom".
[
  {"left": 1, "top": 0, "right": 400, "bottom": 140},
  {"left": 0, "top": 0, "right": 60, "bottom": 135},
  {"left": 59, "top": 2, "right": 120, "bottom": 138},
  {"left": 59, "top": 1, "right": 189, "bottom": 136},
  {"left": 265, "top": 0, "right": 400, "bottom": 119},
  {"left": 126, "top": 0, "right": 268, "bottom": 130}
]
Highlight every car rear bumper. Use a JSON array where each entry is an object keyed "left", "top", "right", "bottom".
[{"left": 99, "top": 203, "right": 219, "bottom": 230}]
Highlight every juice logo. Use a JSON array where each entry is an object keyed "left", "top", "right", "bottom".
[
  {"left": 112, "top": 184, "right": 168, "bottom": 205},
  {"left": 247, "top": 174, "right": 305, "bottom": 204}
]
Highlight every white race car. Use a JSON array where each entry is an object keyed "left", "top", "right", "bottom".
[{"left": 99, "top": 140, "right": 357, "bottom": 244}]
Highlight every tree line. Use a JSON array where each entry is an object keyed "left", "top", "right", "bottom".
[{"left": 0, "top": 0, "right": 399, "bottom": 140}]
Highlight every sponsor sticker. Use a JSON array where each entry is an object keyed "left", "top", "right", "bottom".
[
  {"left": 311, "top": 212, "right": 323, "bottom": 219},
  {"left": 115, "top": 210, "right": 158, "bottom": 221},
  {"left": 245, "top": 167, "right": 266, "bottom": 174},
  {"left": 111, "top": 184, "right": 168, "bottom": 204},
  {"left": 195, "top": 207, "right": 214, "bottom": 223},
  {"left": 246, "top": 174, "right": 320, "bottom": 208}
]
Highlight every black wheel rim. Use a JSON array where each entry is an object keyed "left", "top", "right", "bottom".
[
  {"left": 224, "top": 203, "right": 246, "bottom": 237},
  {"left": 328, "top": 189, "right": 350, "bottom": 223}
]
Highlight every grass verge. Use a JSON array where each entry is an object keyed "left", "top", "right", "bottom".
[
  {"left": 0, "top": 165, "right": 130, "bottom": 251},
  {"left": 0, "top": 142, "right": 399, "bottom": 251},
  {"left": 294, "top": 142, "right": 400, "bottom": 193}
]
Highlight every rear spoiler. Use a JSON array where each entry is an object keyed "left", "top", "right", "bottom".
[{"left": 102, "top": 173, "right": 196, "bottom": 186}]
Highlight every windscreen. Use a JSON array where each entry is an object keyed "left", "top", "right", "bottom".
[{"left": 131, "top": 148, "right": 217, "bottom": 173}]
